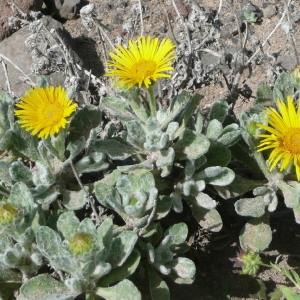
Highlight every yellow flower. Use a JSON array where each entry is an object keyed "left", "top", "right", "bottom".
[
  {"left": 105, "top": 36, "right": 176, "bottom": 89},
  {"left": 15, "top": 86, "right": 77, "bottom": 139},
  {"left": 256, "top": 96, "right": 300, "bottom": 180}
]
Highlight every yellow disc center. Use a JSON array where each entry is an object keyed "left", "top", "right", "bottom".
[
  {"left": 283, "top": 128, "right": 300, "bottom": 154},
  {"left": 131, "top": 59, "right": 156, "bottom": 82},
  {"left": 42, "top": 104, "right": 63, "bottom": 126}
]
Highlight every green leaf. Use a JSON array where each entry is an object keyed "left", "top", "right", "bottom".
[
  {"left": 156, "top": 147, "right": 175, "bottom": 177},
  {"left": 276, "top": 285, "right": 300, "bottom": 300},
  {"left": 217, "top": 124, "right": 240, "bottom": 147},
  {"left": 161, "top": 90, "right": 191, "bottom": 129},
  {"left": 62, "top": 189, "right": 87, "bottom": 210},
  {"left": 273, "top": 72, "right": 296, "bottom": 101},
  {"left": 190, "top": 206, "right": 222, "bottom": 232},
  {"left": 215, "top": 174, "right": 266, "bottom": 199},
  {"left": 68, "top": 105, "right": 102, "bottom": 142},
  {"left": 235, "top": 196, "right": 266, "bottom": 217},
  {"left": 206, "top": 119, "right": 223, "bottom": 139},
  {"left": 97, "top": 217, "right": 113, "bottom": 250},
  {"left": 174, "top": 129, "right": 210, "bottom": 160},
  {"left": 0, "top": 161, "right": 12, "bottom": 184},
  {"left": 279, "top": 181, "right": 300, "bottom": 209},
  {"left": 170, "top": 257, "right": 196, "bottom": 281},
  {"left": 0, "top": 264, "right": 21, "bottom": 283},
  {"left": 203, "top": 141, "right": 231, "bottom": 167},
  {"left": 74, "top": 152, "right": 108, "bottom": 173},
  {"left": 255, "top": 83, "right": 273, "bottom": 106},
  {"left": 95, "top": 183, "right": 124, "bottom": 217},
  {"left": 101, "top": 97, "right": 136, "bottom": 122},
  {"left": 9, "top": 161, "right": 32, "bottom": 183},
  {"left": 154, "top": 195, "right": 173, "bottom": 220},
  {"left": 108, "top": 230, "right": 138, "bottom": 267},
  {"left": 148, "top": 266, "right": 170, "bottom": 300},
  {"left": 96, "top": 279, "right": 141, "bottom": 300},
  {"left": 8, "top": 182, "right": 35, "bottom": 211},
  {"left": 98, "top": 249, "right": 141, "bottom": 286},
  {"left": 32, "top": 162, "right": 55, "bottom": 186},
  {"left": 12, "top": 122, "right": 40, "bottom": 161},
  {"left": 209, "top": 100, "right": 229, "bottom": 123},
  {"left": 182, "top": 93, "right": 203, "bottom": 127},
  {"left": 239, "top": 216, "right": 272, "bottom": 252},
  {"left": 92, "top": 139, "right": 135, "bottom": 160},
  {"left": 161, "top": 223, "right": 188, "bottom": 248},
  {"left": 293, "top": 206, "right": 300, "bottom": 224},
  {"left": 36, "top": 226, "right": 62, "bottom": 258},
  {"left": 127, "top": 120, "right": 146, "bottom": 149},
  {"left": 57, "top": 211, "right": 80, "bottom": 240},
  {"left": 195, "top": 192, "right": 216, "bottom": 209},
  {"left": 195, "top": 166, "right": 235, "bottom": 186},
  {"left": 18, "top": 274, "right": 76, "bottom": 300}
]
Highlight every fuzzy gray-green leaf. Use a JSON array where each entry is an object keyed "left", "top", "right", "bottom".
[
  {"left": 101, "top": 97, "right": 136, "bottom": 122},
  {"left": 9, "top": 161, "right": 32, "bottom": 183},
  {"left": 148, "top": 266, "right": 170, "bottom": 300},
  {"left": 68, "top": 105, "right": 102, "bottom": 142},
  {"left": 92, "top": 139, "right": 135, "bottom": 160},
  {"left": 108, "top": 230, "right": 138, "bottom": 267},
  {"left": 98, "top": 249, "right": 141, "bottom": 286},
  {"left": 235, "top": 196, "right": 266, "bottom": 217},
  {"left": 174, "top": 129, "right": 210, "bottom": 160},
  {"left": 209, "top": 100, "right": 229, "bottom": 123},
  {"left": 195, "top": 166, "right": 235, "bottom": 186},
  {"left": 18, "top": 274, "right": 76, "bottom": 300},
  {"left": 96, "top": 279, "right": 141, "bottom": 300},
  {"left": 239, "top": 217, "right": 272, "bottom": 252},
  {"left": 62, "top": 189, "right": 87, "bottom": 210},
  {"left": 36, "top": 226, "right": 62, "bottom": 258},
  {"left": 206, "top": 119, "right": 223, "bottom": 139},
  {"left": 57, "top": 211, "right": 80, "bottom": 240}
]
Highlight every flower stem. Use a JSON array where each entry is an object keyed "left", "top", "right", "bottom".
[{"left": 147, "top": 85, "right": 156, "bottom": 117}]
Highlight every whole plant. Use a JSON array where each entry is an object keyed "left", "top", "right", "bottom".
[{"left": 1, "top": 18, "right": 300, "bottom": 300}]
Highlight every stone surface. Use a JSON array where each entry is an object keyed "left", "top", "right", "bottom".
[
  {"left": 0, "top": 0, "right": 44, "bottom": 42},
  {"left": 44, "top": 0, "right": 83, "bottom": 20},
  {"left": 0, "top": 16, "right": 83, "bottom": 97}
]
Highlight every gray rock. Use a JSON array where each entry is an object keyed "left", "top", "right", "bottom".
[
  {"left": 0, "top": 16, "right": 83, "bottom": 97},
  {"left": 0, "top": 0, "right": 43, "bottom": 41},
  {"left": 44, "top": 0, "right": 83, "bottom": 20},
  {"left": 263, "top": 5, "right": 277, "bottom": 19}
]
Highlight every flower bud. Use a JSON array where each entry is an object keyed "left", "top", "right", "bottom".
[
  {"left": 0, "top": 203, "right": 19, "bottom": 224},
  {"left": 291, "top": 65, "right": 300, "bottom": 84},
  {"left": 69, "top": 232, "right": 93, "bottom": 254},
  {"left": 230, "top": 249, "right": 262, "bottom": 276},
  {"left": 246, "top": 122, "right": 259, "bottom": 135}
]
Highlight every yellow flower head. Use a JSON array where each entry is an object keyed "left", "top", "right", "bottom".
[
  {"left": 105, "top": 36, "right": 177, "bottom": 89},
  {"left": 256, "top": 96, "right": 300, "bottom": 180},
  {"left": 15, "top": 86, "right": 77, "bottom": 139}
]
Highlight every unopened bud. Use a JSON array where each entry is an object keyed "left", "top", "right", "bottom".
[
  {"left": 0, "top": 203, "right": 19, "bottom": 224},
  {"left": 69, "top": 232, "right": 93, "bottom": 254}
]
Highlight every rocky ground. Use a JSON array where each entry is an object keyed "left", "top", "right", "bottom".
[{"left": 0, "top": 0, "right": 300, "bottom": 299}]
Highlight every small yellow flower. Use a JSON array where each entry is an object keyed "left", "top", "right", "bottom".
[
  {"left": 69, "top": 232, "right": 93, "bottom": 254},
  {"left": 105, "top": 36, "right": 176, "bottom": 89},
  {"left": 256, "top": 96, "right": 300, "bottom": 180},
  {"left": 0, "top": 203, "right": 19, "bottom": 224},
  {"left": 15, "top": 86, "right": 77, "bottom": 139}
]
